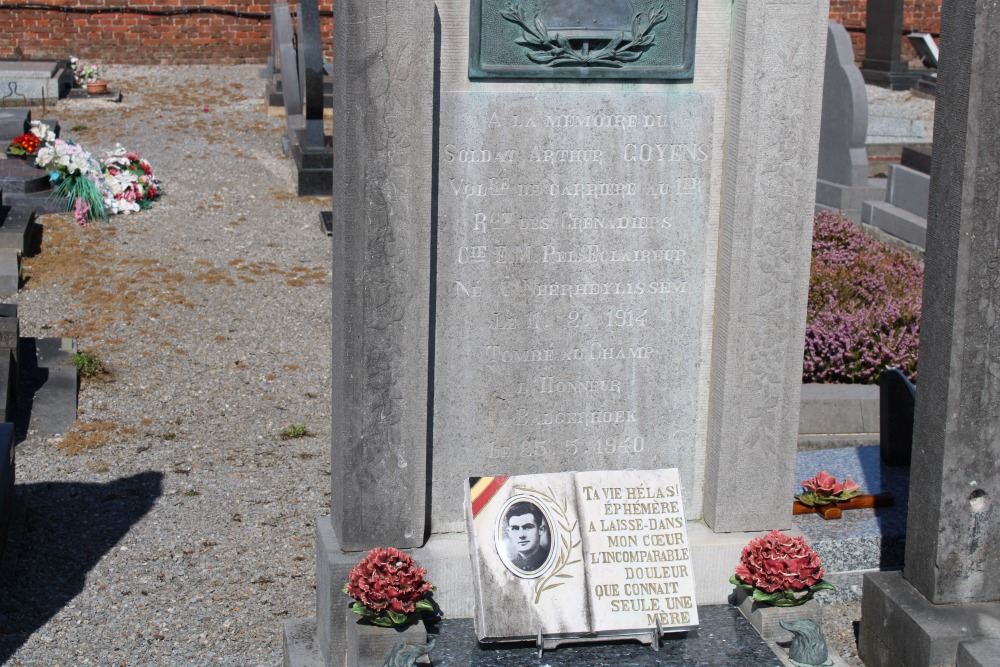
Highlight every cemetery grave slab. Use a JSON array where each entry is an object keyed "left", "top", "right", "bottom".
[
  {"left": 425, "top": 605, "right": 782, "bottom": 666},
  {"left": 0, "top": 161, "right": 71, "bottom": 214},
  {"left": 17, "top": 338, "right": 78, "bottom": 441},
  {"left": 0, "top": 422, "right": 14, "bottom": 564},
  {"left": 0, "top": 109, "right": 29, "bottom": 143},
  {"left": 794, "top": 446, "right": 909, "bottom": 591},
  {"left": 0, "top": 59, "right": 74, "bottom": 105}
]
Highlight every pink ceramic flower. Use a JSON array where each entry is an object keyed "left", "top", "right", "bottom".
[
  {"left": 345, "top": 547, "right": 432, "bottom": 614},
  {"left": 734, "top": 530, "right": 825, "bottom": 593}
]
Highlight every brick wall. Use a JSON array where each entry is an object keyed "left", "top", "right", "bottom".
[
  {"left": 0, "top": 0, "right": 936, "bottom": 66},
  {"left": 829, "top": 0, "right": 941, "bottom": 63},
  {"left": 0, "top": 1, "right": 332, "bottom": 65}
]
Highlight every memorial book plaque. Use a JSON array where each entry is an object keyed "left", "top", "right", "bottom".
[
  {"left": 434, "top": 92, "right": 714, "bottom": 532},
  {"left": 466, "top": 469, "right": 698, "bottom": 642}
]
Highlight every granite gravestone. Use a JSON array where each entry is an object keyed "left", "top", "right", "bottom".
[
  {"left": 877, "top": 368, "right": 914, "bottom": 467},
  {"left": 0, "top": 421, "right": 14, "bottom": 563},
  {"left": 858, "top": 0, "right": 919, "bottom": 90},
  {"left": 0, "top": 60, "right": 73, "bottom": 106},
  {"left": 861, "top": 162, "right": 930, "bottom": 247},
  {"left": 859, "top": 0, "right": 1000, "bottom": 664},
  {"left": 284, "top": 0, "right": 831, "bottom": 664},
  {"left": 815, "top": 21, "right": 885, "bottom": 223},
  {"left": 264, "top": 1, "right": 292, "bottom": 108},
  {"left": 289, "top": 0, "right": 332, "bottom": 195}
]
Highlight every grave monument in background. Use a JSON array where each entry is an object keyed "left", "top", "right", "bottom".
[
  {"left": 815, "top": 21, "right": 885, "bottom": 223},
  {"left": 859, "top": 0, "right": 1000, "bottom": 664},
  {"left": 284, "top": 0, "right": 832, "bottom": 663}
]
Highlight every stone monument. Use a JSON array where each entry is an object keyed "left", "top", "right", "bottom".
[
  {"left": 859, "top": 0, "right": 1000, "bottom": 663},
  {"left": 288, "top": 0, "right": 332, "bottom": 195},
  {"left": 815, "top": 21, "right": 885, "bottom": 223},
  {"left": 284, "top": 0, "right": 831, "bottom": 664},
  {"left": 858, "top": 0, "right": 920, "bottom": 90}
]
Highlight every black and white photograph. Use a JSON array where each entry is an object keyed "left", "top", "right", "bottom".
[{"left": 494, "top": 495, "right": 557, "bottom": 578}]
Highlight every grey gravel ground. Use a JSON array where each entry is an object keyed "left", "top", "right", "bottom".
[
  {"left": 1, "top": 65, "right": 332, "bottom": 666},
  {"left": 0, "top": 65, "right": 866, "bottom": 666}
]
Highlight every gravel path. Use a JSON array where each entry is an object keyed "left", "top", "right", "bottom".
[
  {"left": 0, "top": 65, "right": 866, "bottom": 667},
  {"left": 1, "top": 65, "right": 332, "bottom": 666}
]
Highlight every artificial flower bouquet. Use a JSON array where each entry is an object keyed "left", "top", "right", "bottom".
[
  {"left": 730, "top": 530, "right": 834, "bottom": 607},
  {"left": 29, "top": 122, "right": 161, "bottom": 225},
  {"left": 69, "top": 56, "right": 102, "bottom": 86},
  {"left": 101, "top": 145, "right": 161, "bottom": 215},
  {"left": 34, "top": 134, "right": 108, "bottom": 224},
  {"left": 795, "top": 471, "right": 862, "bottom": 508},
  {"left": 342, "top": 547, "right": 435, "bottom": 627}
]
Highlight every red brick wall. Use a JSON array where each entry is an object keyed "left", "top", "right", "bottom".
[
  {"left": 829, "top": 0, "right": 941, "bottom": 64},
  {"left": 0, "top": 1, "right": 333, "bottom": 65},
  {"left": 0, "top": 0, "right": 937, "bottom": 66}
]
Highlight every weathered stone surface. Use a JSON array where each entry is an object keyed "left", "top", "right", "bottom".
[
  {"left": 345, "top": 611, "right": 429, "bottom": 667},
  {"left": 860, "top": 572, "right": 1000, "bottom": 667},
  {"left": 282, "top": 617, "right": 321, "bottom": 667},
  {"left": 903, "top": 0, "right": 1000, "bottom": 605},
  {"left": 330, "top": 0, "right": 434, "bottom": 550},
  {"left": 816, "top": 22, "right": 883, "bottom": 222},
  {"left": 798, "top": 383, "right": 879, "bottom": 437},
  {"left": 957, "top": 639, "right": 1000, "bottom": 667},
  {"left": 731, "top": 586, "right": 823, "bottom": 643},
  {"left": 860, "top": 2, "right": 1000, "bottom": 665},
  {"left": 0, "top": 60, "right": 72, "bottom": 103},
  {"left": 703, "top": 0, "right": 829, "bottom": 533},
  {"left": 434, "top": 92, "right": 714, "bottom": 531}
]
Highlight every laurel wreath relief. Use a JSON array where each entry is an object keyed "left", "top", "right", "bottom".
[
  {"left": 500, "top": 4, "right": 668, "bottom": 68},
  {"left": 514, "top": 485, "right": 582, "bottom": 604}
]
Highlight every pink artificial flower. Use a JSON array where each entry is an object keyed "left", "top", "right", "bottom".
[{"left": 73, "top": 197, "right": 89, "bottom": 226}]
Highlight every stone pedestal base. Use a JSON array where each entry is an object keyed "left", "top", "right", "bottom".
[
  {"left": 282, "top": 519, "right": 789, "bottom": 666},
  {"left": 860, "top": 60, "right": 921, "bottom": 90},
  {"left": 292, "top": 143, "right": 333, "bottom": 196},
  {"left": 345, "top": 612, "right": 430, "bottom": 667},
  {"left": 731, "top": 586, "right": 823, "bottom": 643},
  {"left": 859, "top": 571, "right": 1000, "bottom": 667},
  {"left": 815, "top": 177, "right": 887, "bottom": 223}
]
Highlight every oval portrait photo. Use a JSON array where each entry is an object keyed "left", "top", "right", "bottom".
[{"left": 494, "top": 495, "right": 558, "bottom": 579}]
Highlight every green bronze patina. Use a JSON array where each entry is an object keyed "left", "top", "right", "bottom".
[{"left": 469, "top": 0, "right": 697, "bottom": 80}]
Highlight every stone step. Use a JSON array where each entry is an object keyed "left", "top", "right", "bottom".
[{"left": 0, "top": 159, "right": 51, "bottom": 194}]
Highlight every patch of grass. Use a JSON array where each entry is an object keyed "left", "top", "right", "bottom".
[
  {"left": 280, "top": 424, "right": 310, "bottom": 440},
  {"left": 184, "top": 489, "right": 201, "bottom": 497},
  {"left": 71, "top": 350, "right": 105, "bottom": 377}
]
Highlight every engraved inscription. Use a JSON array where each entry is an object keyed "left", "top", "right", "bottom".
[{"left": 434, "top": 93, "right": 714, "bottom": 531}]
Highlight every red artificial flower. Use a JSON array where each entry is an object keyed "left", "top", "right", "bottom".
[
  {"left": 345, "top": 547, "right": 432, "bottom": 614},
  {"left": 734, "top": 530, "right": 825, "bottom": 593}
]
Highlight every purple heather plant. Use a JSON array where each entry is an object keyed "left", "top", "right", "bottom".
[{"left": 803, "top": 211, "right": 923, "bottom": 384}]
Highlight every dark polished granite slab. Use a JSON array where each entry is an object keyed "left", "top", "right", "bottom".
[{"left": 426, "top": 605, "right": 782, "bottom": 666}]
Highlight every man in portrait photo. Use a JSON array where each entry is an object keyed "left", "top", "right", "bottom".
[{"left": 502, "top": 500, "right": 551, "bottom": 573}]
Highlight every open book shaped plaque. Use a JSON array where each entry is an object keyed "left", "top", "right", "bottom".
[{"left": 466, "top": 469, "right": 698, "bottom": 643}]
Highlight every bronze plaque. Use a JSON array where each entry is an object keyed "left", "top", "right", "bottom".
[{"left": 469, "top": 0, "right": 697, "bottom": 80}]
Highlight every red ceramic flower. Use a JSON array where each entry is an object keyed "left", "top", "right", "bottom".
[
  {"left": 733, "top": 530, "right": 825, "bottom": 594},
  {"left": 345, "top": 547, "right": 433, "bottom": 615},
  {"left": 798, "top": 471, "right": 862, "bottom": 506}
]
